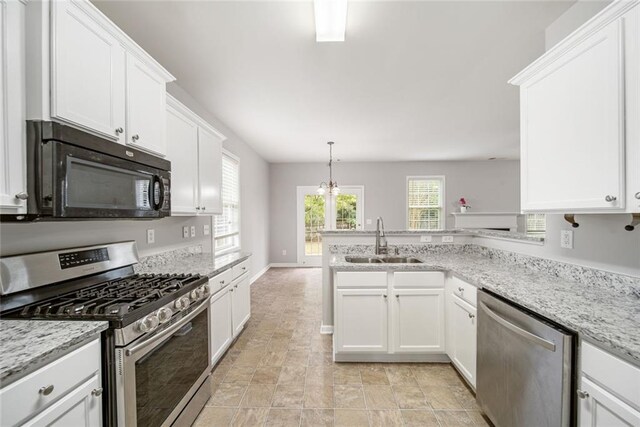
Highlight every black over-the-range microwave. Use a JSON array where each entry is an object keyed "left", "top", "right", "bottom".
[{"left": 2, "top": 121, "right": 171, "bottom": 221}]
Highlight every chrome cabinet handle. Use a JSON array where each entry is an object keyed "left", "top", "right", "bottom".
[
  {"left": 220, "top": 280, "right": 225, "bottom": 285},
  {"left": 39, "top": 385, "right": 54, "bottom": 396},
  {"left": 635, "top": 192, "right": 640, "bottom": 200},
  {"left": 395, "top": 294, "right": 399, "bottom": 299},
  {"left": 132, "top": 134, "right": 140, "bottom": 142},
  {"left": 115, "top": 127, "right": 123, "bottom": 135},
  {"left": 468, "top": 313, "right": 475, "bottom": 319},
  {"left": 15, "top": 192, "right": 28, "bottom": 200},
  {"left": 457, "top": 287, "right": 464, "bottom": 292},
  {"left": 383, "top": 294, "right": 388, "bottom": 299},
  {"left": 577, "top": 390, "right": 589, "bottom": 399},
  {"left": 605, "top": 195, "right": 617, "bottom": 202},
  {"left": 91, "top": 388, "right": 103, "bottom": 397},
  {"left": 241, "top": 267, "right": 246, "bottom": 270},
  {"left": 230, "top": 288, "right": 234, "bottom": 292},
  {"left": 202, "top": 206, "right": 206, "bottom": 211},
  {"left": 196, "top": 206, "right": 201, "bottom": 210}
]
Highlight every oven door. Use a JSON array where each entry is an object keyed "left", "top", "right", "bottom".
[
  {"left": 116, "top": 299, "right": 211, "bottom": 427},
  {"left": 51, "top": 141, "right": 170, "bottom": 218}
]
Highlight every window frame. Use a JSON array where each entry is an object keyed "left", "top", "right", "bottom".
[
  {"left": 406, "top": 175, "right": 446, "bottom": 230},
  {"left": 214, "top": 149, "right": 241, "bottom": 256}
]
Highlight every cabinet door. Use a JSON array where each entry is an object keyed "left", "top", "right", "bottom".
[
  {"left": 335, "top": 289, "right": 388, "bottom": 353},
  {"left": 392, "top": 289, "right": 445, "bottom": 354},
  {"left": 126, "top": 53, "right": 167, "bottom": 156},
  {"left": 210, "top": 288, "right": 233, "bottom": 366},
  {"left": 624, "top": 6, "right": 640, "bottom": 211},
  {"left": 166, "top": 104, "right": 199, "bottom": 215},
  {"left": 197, "top": 127, "right": 223, "bottom": 214},
  {"left": 50, "top": 0, "right": 125, "bottom": 143},
  {"left": 450, "top": 295, "right": 477, "bottom": 387},
  {"left": 579, "top": 377, "right": 640, "bottom": 427},
  {"left": 0, "top": 0, "right": 27, "bottom": 213},
  {"left": 25, "top": 374, "right": 102, "bottom": 427},
  {"left": 520, "top": 19, "right": 625, "bottom": 212},
  {"left": 231, "top": 274, "right": 251, "bottom": 338}
]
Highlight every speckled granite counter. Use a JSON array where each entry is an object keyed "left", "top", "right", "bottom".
[
  {"left": 321, "top": 228, "right": 545, "bottom": 243},
  {"left": 0, "top": 320, "right": 107, "bottom": 387},
  {"left": 330, "top": 252, "right": 640, "bottom": 365},
  {"left": 135, "top": 246, "right": 251, "bottom": 279}
]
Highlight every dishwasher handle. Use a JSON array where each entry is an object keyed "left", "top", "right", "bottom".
[{"left": 480, "top": 301, "right": 556, "bottom": 351}]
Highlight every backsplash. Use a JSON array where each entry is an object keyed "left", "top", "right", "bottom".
[{"left": 328, "top": 243, "right": 640, "bottom": 297}]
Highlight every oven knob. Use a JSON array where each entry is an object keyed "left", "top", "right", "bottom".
[
  {"left": 173, "top": 296, "right": 191, "bottom": 311},
  {"left": 157, "top": 307, "right": 173, "bottom": 324},
  {"left": 190, "top": 289, "right": 200, "bottom": 301},
  {"left": 201, "top": 285, "right": 210, "bottom": 298},
  {"left": 137, "top": 315, "right": 159, "bottom": 333}
]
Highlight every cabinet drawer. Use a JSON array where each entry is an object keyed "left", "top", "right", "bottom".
[
  {"left": 0, "top": 338, "right": 101, "bottom": 427},
  {"left": 232, "top": 259, "right": 249, "bottom": 280},
  {"left": 335, "top": 271, "right": 387, "bottom": 288},
  {"left": 450, "top": 276, "right": 477, "bottom": 307},
  {"left": 209, "top": 269, "right": 233, "bottom": 294},
  {"left": 581, "top": 341, "right": 640, "bottom": 409},
  {"left": 394, "top": 271, "right": 444, "bottom": 289}
]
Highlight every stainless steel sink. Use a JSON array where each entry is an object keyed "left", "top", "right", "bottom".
[
  {"left": 381, "top": 257, "right": 423, "bottom": 263},
  {"left": 344, "top": 256, "right": 385, "bottom": 263},
  {"left": 344, "top": 256, "right": 423, "bottom": 264}
]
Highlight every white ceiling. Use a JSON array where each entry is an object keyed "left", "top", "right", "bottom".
[{"left": 93, "top": 0, "right": 575, "bottom": 163}]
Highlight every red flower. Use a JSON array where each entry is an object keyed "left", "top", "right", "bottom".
[{"left": 459, "top": 197, "right": 467, "bottom": 205}]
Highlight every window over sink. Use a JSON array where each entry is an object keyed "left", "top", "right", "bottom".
[
  {"left": 407, "top": 176, "right": 445, "bottom": 230},
  {"left": 214, "top": 151, "right": 240, "bottom": 255}
]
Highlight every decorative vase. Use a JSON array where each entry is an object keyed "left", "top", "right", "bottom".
[{"left": 460, "top": 206, "right": 468, "bottom": 213}]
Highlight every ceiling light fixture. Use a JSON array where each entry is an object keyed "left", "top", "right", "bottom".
[
  {"left": 317, "top": 141, "right": 340, "bottom": 196},
  {"left": 314, "top": 0, "right": 348, "bottom": 42}
]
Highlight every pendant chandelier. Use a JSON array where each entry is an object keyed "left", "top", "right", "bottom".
[{"left": 317, "top": 141, "right": 340, "bottom": 196}]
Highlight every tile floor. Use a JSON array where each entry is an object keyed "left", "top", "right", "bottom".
[{"left": 193, "top": 268, "right": 491, "bottom": 426}]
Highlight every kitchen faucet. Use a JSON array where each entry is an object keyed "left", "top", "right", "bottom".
[{"left": 375, "top": 217, "right": 388, "bottom": 255}]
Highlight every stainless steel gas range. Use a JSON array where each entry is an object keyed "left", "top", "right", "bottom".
[{"left": 0, "top": 241, "right": 212, "bottom": 427}]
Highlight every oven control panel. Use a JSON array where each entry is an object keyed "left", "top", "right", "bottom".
[{"left": 58, "top": 248, "right": 110, "bottom": 269}]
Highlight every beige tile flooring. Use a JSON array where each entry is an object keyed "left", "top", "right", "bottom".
[{"left": 193, "top": 268, "right": 491, "bottom": 426}]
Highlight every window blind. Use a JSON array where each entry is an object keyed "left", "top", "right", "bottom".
[
  {"left": 407, "top": 177, "right": 444, "bottom": 230},
  {"left": 526, "top": 213, "right": 546, "bottom": 234},
  {"left": 214, "top": 153, "right": 240, "bottom": 255}
]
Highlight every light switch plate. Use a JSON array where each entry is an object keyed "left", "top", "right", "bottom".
[
  {"left": 182, "top": 226, "right": 189, "bottom": 239},
  {"left": 441, "top": 236, "right": 454, "bottom": 243},
  {"left": 420, "top": 235, "right": 432, "bottom": 243},
  {"left": 146, "top": 229, "right": 155, "bottom": 244},
  {"left": 190, "top": 226, "right": 196, "bottom": 238},
  {"left": 282, "top": 249, "right": 287, "bottom": 256},
  {"left": 560, "top": 230, "right": 573, "bottom": 249},
  {"left": 203, "top": 225, "right": 210, "bottom": 236}
]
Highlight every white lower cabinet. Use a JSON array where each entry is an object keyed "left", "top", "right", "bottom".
[
  {"left": 445, "top": 277, "right": 477, "bottom": 388},
  {"left": 0, "top": 338, "right": 102, "bottom": 427},
  {"left": 392, "top": 288, "right": 445, "bottom": 353},
  {"left": 578, "top": 340, "right": 640, "bottom": 426},
  {"left": 210, "top": 286, "right": 233, "bottom": 366},
  {"left": 335, "top": 288, "right": 389, "bottom": 353},
  {"left": 231, "top": 273, "right": 251, "bottom": 338}
]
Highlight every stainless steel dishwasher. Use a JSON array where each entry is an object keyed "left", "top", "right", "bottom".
[{"left": 477, "top": 290, "right": 575, "bottom": 427}]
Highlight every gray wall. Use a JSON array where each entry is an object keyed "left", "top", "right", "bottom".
[
  {"left": 168, "top": 84, "right": 271, "bottom": 275},
  {"left": 269, "top": 160, "right": 520, "bottom": 263},
  {"left": 545, "top": 0, "right": 611, "bottom": 49}
]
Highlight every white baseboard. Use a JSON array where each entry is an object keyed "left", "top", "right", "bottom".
[
  {"left": 334, "top": 353, "right": 451, "bottom": 363},
  {"left": 269, "top": 262, "right": 310, "bottom": 268},
  {"left": 250, "top": 264, "right": 271, "bottom": 284},
  {"left": 320, "top": 324, "right": 334, "bottom": 335}
]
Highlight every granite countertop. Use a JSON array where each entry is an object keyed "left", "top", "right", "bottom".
[
  {"left": 135, "top": 250, "right": 252, "bottom": 278},
  {"left": 321, "top": 228, "right": 544, "bottom": 243},
  {"left": 330, "top": 253, "right": 640, "bottom": 365},
  {"left": 0, "top": 320, "right": 108, "bottom": 387}
]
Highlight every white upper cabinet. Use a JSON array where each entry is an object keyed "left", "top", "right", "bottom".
[
  {"left": 166, "top": 94, "right": 225, "bottom": 215},
  {"left": 126, "top": 53, "right": 167, "bottom": 156},
  {"left": 197, "top": 127, "right": 224, "bottom": 214},
  {"left": 510, "top": 1, "right": 639, "bottom": 213},
  {"left": 27, "top": 0, "right": 174, "bottom": 154},
  {"left": 50, "top": 0, "right": 125, "bottom": 142},
  {"left": 0, "top": 0, "right": 28, "bottom": 214},
  {"left": 624, "top": 6, "right": 640, "bottom": 211}
]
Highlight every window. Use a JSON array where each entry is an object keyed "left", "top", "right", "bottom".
[
  {"left": 407, "top": 176, "right": 445, "bottom": 230},
  {"left": 526, "top": 213, "right": 546, "bottom": 234},
  {"left": 214, "top": 152, "right": 240, "bottom": 255}
]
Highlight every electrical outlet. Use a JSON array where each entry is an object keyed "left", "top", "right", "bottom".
[
  {"left": 146, "top": 229, "right": 155, "bottom": 244},
  {"left": 366, "top": 219, "right": 372, "bottom": 225},
  {"left": 441, "top": 236, "right": 454, "bottom": 243},
  {"left": 420, "top": 235, "right": 432, "bottom": 243},
  {"left": 560, "top": 230, "right": 573, "bottom": 249},
  {"left": 190, "top": 226, "right": 196, "bottom": 238},
  {"left": 282, "top": 249, "right": 287, "bottom": 256},
  {"left": 182, "top": 226, "right": 189, "bottom": 239},
  {"left": 203, "top": 225, "right": 210, "bottom": 236}
]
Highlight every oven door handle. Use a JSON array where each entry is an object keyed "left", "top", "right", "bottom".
[
  {"left": 479, "top": 301, "right": 556, "bottom": 351},
  {"left": 125, "top": 298, "right": 208, "bottom": 357}
]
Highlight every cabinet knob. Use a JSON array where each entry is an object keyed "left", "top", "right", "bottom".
[
  {"left": 115, "top": 127, "right": 123, "bottom": 135},
  {"left": 202, "top": 206, "right": 206, "bottom": 211},
  {"left": 605, "top": 195, "right": 617, "bottom": 202},
  {"left": 395, "top": 294, "right": 399, "bottom": 299},
  {"left": 15, "top": 192, "right": 28, "bottom": 200},
  {"left": 635, "top": 192, "right": 640, "bottom": 200},
  {"left": 383, "top": 294, "right": 388, "bottom": 299},
  {"left": 39, "top": 385, "right": 54, "bottom": 396},
  {"left": 457, "top": 287, "right": 464, "bottom": 292},
  {"left": 196, "top": 206, "right": 201, "bottom": 210},
  {"left": 468, "top": 313, "right": 475, "bottom": 319},
  {"left": 577, "top": 390, "right": 589, "bottom": 399},
  {"left": 220, "top": 280, "right": 225, "bottom": 285},
  {"left": 91, "top": 388, "right": 103, "bottom": 397},
  {"left": 230, "top": 288, "right": 234, "bottom": 292},
  {"left": 132, "top": 134, "right": 140, "bottom": 142}
]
